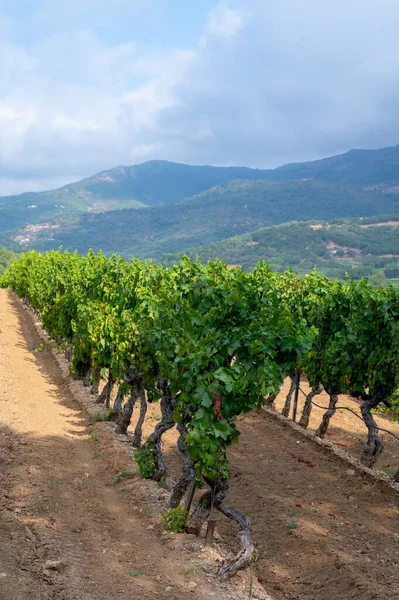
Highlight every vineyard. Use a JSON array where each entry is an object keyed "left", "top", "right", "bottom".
[{"left": 2, "top": 250, "right": 399, "bottom": 582}]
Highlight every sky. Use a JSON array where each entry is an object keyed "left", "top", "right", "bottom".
[{"left": 1, "top": 0, "right": 399, "bottom": 195}]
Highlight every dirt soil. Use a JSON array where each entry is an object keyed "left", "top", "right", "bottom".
[
  {"left": 226, "top": 411, "right": 399, "bottom": 600},
  {"left": 1, "top": 288, "right": 399, "bottom": 600},
  {"left": 273, "top": 378, "right": 399, "bottom": 476}
]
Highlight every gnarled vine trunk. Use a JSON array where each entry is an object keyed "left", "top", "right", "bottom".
[
  {"left": 132, "top": 382, "right": 147, "bottom": 448},
  {"left": 65, "top": 343, "right": 73, "bottom": 362},
  {"left": 186, "top": 478, "right": 256, "bottom": 579},
  {"left": 91, "top": 367, "right": 101, "bottom": 396},
  {"left": 147, "top": 378, "right": 176, "bottom": 480},
  {"left": 281, "top": 375, "right": 296, "bottom": 417},
  {"left": 115, "top": 369, "right": 141, "bottom": 435},
  {"left": 115, "top": 390, "right": 137, "bottom": 435},
  {"left": 83, "top": 367, "right": 92, "bottom": 387},
  {"left": 316, "top": 393, "right": 339, "bottom": 438},
  {"left": 264, "top": 392, "right": 277, "bottom": 407},
  {"left": 298, "top": 382, "right": 324, "bottom": 429},
  {"left": 95, "top": 373, "right": 114, "bottom": 406},
  {"left": 169, "top": 421, "right": 196, "bottom": 508},
  {"left": 185, "top": 487, "right": 212, "bottom": 535},
  {"left": 360, "top": 395, "right": 383, "bottom": 467},
  {"left": 105, "top": 375, "right": 114, "bottom": 409},
  {"left": 108, "top": 384, "right": 124, "bottom": 422}
]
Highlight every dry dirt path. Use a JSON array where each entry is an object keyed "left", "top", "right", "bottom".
[{"left": 0, "top": 290, "right": 230, "bottom": 600}]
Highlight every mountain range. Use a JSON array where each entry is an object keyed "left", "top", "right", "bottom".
[
  {"left": 2, "top": 144, "right": 399, "bottom": 280},
  {"left": 0, "top": 161, "right": 274, "bottom": 234}
]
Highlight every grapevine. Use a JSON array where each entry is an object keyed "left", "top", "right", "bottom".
[{"left": 2, "top": 250, "right": 399, "bottom": 577}]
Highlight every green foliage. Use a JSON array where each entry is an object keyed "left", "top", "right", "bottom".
[
  {"left": 376, "top": 388, "right": 399, "bottom": 423},
  {"left": 162, "top": 216, "right": 399, "bottom": 283},
  {"left": 134, "top": 441, "right": 157, "bottom": 479},
  {"left": 161, "top": 507, "right": 189, "bottom": 533},
  {"left": 368, "top": 271, "right": 389, "bottom": 289},
  {"left": 112, "top": 472, "right": 137, "bottom": 484},
  {"left": 127, "top": 570, "right": 143, "bottom": 578},
  {"left": 89, "top": 412, "right": 111, "bottom": 423},
  {"left": 30, "top": 343, "right": 54, "bottom": 353},
  {"left": 0, "top": 247, "right": 18, "bottom": 278},
  {"left": 4, "top": 248, "right": 399, "bottom": 482}
]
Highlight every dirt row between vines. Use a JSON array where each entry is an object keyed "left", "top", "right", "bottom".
[
  {"left": 273, "top": 377, "right": 399, "bottom": 478},
  {"left": 1, "top": 288, "right": 399, "bottom": 600}
]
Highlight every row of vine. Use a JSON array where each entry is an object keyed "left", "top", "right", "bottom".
[{"left": 2, "top": 250, "right": 399, "bottom": 576}]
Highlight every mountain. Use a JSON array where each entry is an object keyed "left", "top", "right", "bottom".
[
  {"left": 161, "top": 215, "right": 399, "bottom": 282},
  {"left": 0, "top": 161, "right": 274, "bottom": 235},
  {"left": 273, "top": 145, "right": 399, "bottom": 185},
  {"left": 32, "top": 160, "right": 275, "bottom": 208},
  {"left": 3, "top": 143, "right": 399, "bottom": 256},
  {"left": 19, "top": 179, "right": 399, "bottom": 258}
]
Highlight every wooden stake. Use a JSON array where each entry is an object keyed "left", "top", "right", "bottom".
[
  {"left": 205, "top": 519, "right": 217, "bottom": 545},
  {"left": 184, "top": 477, "right": 196, "bottom": 513},
  {"left": 292, "top": 370, "right": 300, "bottom": 423}
]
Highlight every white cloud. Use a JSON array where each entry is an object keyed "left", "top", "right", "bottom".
[
  {"left": 2, "top": 0, "right": 399, "bottom": 194},
  {"left": 203, "top": 2, "right": 247, "bottom": 41}
]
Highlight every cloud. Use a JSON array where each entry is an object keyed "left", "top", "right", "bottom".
[
  {"left": 202, "top": 2, "right": 247, "bottom": 43},
  {"left": 2, "top": 0, "right": 399, "bottom": 194},
  {"left": 153, "top": 0, "right": 399, "bottom": 167}
]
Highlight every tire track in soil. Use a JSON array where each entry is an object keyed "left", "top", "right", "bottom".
[{"left": 0, "top": 289, "right": 233, "bottom": 600}]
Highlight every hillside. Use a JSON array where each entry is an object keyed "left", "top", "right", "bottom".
[
  {"left": 161, "top": 216, "right": 399, "bottom": 281},
  {"left": 3, "top": 144, "right": 399, "bottom": 255},
  {"left": 17, "top": 180, "right": 399, "bottom": 258},
  {"left": 0, "top": 161, "right": 273, "bottom": 234},
  {"left": 274, "top": 144, "right": 399, "bottom": 185}
]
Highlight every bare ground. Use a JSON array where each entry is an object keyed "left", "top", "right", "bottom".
[
  {"left": 226, "top": 411, "right": 399, "bottom": 600},
  {"left": 273, "top": 378, "right": 399, "bottom": 477}
]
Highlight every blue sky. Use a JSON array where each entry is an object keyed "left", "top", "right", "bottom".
[
  {"left": 1, "top": 0, "right": 399, "bottom": 194},
  {"left": 2, "top": 1, "right": 217, "bottom": 48}
]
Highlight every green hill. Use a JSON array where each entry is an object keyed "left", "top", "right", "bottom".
[
  {"left": 18, "top": 179, "right": 399, "bottom": 258},
  {"left": 161, "top": 215, "right": 399, "bottom": 281},
  {"left": 274, "top": 144, "right": 399, "bottom": 185}
]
